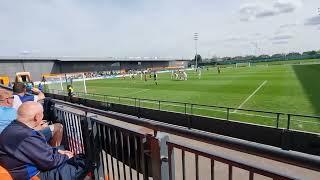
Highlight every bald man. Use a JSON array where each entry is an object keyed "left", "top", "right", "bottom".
[{"left": 0, "top": 102, "right": 73, "bottom": 179}]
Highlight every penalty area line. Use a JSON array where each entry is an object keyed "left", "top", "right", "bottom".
[{"left": 233, "top": 80, "right": 268, "bottom": 113}]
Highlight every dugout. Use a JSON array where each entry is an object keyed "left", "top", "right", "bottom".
[{"left": 15, "top": 72, "right": 32, "bottom": 83}]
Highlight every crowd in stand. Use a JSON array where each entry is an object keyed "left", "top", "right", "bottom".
[
  {"left": 84, "top": 70, "right": 121, "bottom": 79},
  {"left": 0, "top": 83, "right": 91, "bottom": 179}
]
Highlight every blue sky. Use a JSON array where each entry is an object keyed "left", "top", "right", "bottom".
[{"left": 0, "top": 0, "right": 319, "bottom": 58}]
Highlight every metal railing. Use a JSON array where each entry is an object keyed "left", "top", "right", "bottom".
[
  {"left": 56, "top": 109, "right": 85, "bottom": 155},
  {"left": 55, "top": 104, "right": 152, "bottom": 180},
  {"left": 167, "top": 141, "right": 293, "bottom": 180},
  {"left": 48, "top": 89, "right": 320, "bottom": 134},
  {"left": 49, "top": 98, "right": 320, "bottom": 180}
]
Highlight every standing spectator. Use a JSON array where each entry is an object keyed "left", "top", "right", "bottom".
[
  {"left": 12, "top": 82, "right": 45, "bottom": 110},
  {"left": 38, "top": 82, "right": 44, "bottom": 92},
  {"left": 0, "top": 90, "right": 16, "bottom": 133},
  {"left": 8, "top": 82, "right": 13, "bottom": 88}
]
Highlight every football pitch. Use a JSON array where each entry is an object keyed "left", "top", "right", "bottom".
[{"left": 52, "top": 60, "right": 320, "bottom": 133}]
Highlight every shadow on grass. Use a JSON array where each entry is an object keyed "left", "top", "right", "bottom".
[{"left": 293, "top": 64, "right": 320, "bottom": 115}]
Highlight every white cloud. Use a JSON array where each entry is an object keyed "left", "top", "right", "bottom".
[
  {"left": 270, "top": 35, "right": 294, "bottom": 40},
  {"left": 305, "top": 16, "right": 320, "bottom": 26},
  {"left": 224, "top": 36, "right": 248, "bottom": 42},
  {"left": 272, "top": 41, "right": 289, "bottom": 45},
  {"left": 275, "top": 23, "right": 298, "bottom": 34},
  {"left": 279, "top": 23, "right": 298, "bottom": 28},
  {"left": 274, "top": 0, "right": 302, "bottom": 13},
  {"left": 239, "top": 0, "right": 302, "bottom": 22}
]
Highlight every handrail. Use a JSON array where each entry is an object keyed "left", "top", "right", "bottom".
[
  {"left": 51, "top": 98, "right": 320, "bottom": 172},
  {"left": 167, "top": 141, "right": 296, "bottom": 179}
]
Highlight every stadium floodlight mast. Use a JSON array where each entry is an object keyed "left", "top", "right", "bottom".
[{"left": 194, "top": 32, "right": 199, "bottom": 69}]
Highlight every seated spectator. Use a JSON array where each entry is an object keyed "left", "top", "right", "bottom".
[
  {"left": 0, "top": 90, "right": 16, "bottom": 133},
  {"left": 12, "top": 82, "right": 45, "bottom": 109},
  {"left": 12, "top": 82, "right": 63, "bottom": 147},
  {"left": 0, "top": 102, "right": 92, "bottom": 179},
  {"left": 0, "top": 102, "right": 73, "bottom": 179}
]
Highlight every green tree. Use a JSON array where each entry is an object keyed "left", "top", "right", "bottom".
[
  {"left": 303, "top": 51, "right": 317, "bottom": 56},
  {"left": 193, "top": 54, "right": 202, "bottom": 63}
]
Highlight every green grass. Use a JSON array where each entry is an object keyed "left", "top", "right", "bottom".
[{"left": 48, "top": 61, "right": 320, "bottom": 134}]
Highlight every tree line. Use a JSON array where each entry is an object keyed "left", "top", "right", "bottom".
[{"left": 191, "top": 50, "right": 320, "bottom": 66}]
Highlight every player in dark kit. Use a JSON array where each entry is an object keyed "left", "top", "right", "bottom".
[{"left": 153, "top": 72, "right": 158, "bottom": 85}]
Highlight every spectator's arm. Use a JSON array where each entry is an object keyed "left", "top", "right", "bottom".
[
  {"left": 31, "top": 88, "right": 45, "bottom": 101},
  {"left": 17, "top": 134, "right": 68, "bottom": 171},
  {"left": 36, "top": 91, "right": 45, "bottom": 101}
]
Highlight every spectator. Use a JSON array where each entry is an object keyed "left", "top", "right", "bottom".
[
  {"left": 38, "top": 82, "right": 44, "bottom": 92},
  {"left": 12, "top": 82, "right": 45, "bottom": 109},
  {"left": 0, "top": 90, "right": 16, "bottom": 133},
  {"left": 8, "top": 82, "right": 13, "bottom": 88},
  {"left": 0, "top": 102, "right": 73, "bottom": 179},
  {"left": 13, "top": 82, "right": 63, "bottom": 147}
]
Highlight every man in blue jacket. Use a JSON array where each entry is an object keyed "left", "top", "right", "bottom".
[{"left": 0, "top": 102, "right": 73, "bottom": 179}]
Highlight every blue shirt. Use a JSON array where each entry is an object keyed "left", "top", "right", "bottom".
[
  {"left": 38, "top": 84, "right": 44, "bottom": 92},
  {"left": 0, "top": 106, "right": 17, "bottom": 133}
]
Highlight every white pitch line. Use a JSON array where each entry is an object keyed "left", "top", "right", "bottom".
[
  {"left": 233, "top": 80, "right": 268, "bottom": 113},
  {"left": 122, "top": 89, "right": 150, "bottom": 96}
]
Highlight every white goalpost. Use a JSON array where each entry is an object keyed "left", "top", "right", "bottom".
[
  {"left": 42, "top": 74, "right": 65, "bottom": 93},
  {"left": 235, "top": 62, "right": 251, "bottom": 68},
  {"left": 65, "top": 73, "right": 87, "bottom": 94},
  {"left": 43, "top": 73, "right": 87, "bottom": 94}
]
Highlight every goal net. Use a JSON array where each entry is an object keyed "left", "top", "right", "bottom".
[
  {"left": 235, "top": 62, "right": 251, "bottom": 68},
  {"left": 42, "top": 73, "right": 87, "bottom": 94}
]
